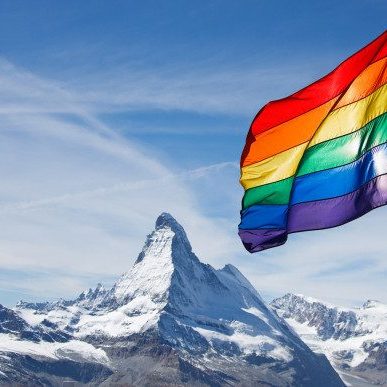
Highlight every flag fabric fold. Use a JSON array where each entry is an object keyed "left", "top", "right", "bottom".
[{"left": 239, "top": 31, "right": 387, "bottom": 253}]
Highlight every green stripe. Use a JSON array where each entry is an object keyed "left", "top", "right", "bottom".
[
  {"left": 298, "top": 112, "right": 387, "bottom": 176},
  {"left": 242, "top": 112, "right": 387, "bottom": 209},
  {"left": 242, "top": 177, "right": 293, "bottom": 208}
]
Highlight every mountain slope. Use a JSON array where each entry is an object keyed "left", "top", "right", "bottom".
[
  {"left": 271, "top": 293, "right": 387, "bottom": 386},
  {"left": 0, "top": 303, "right": 112, "bottom": 385},
  {"left": 2, "top": 213, "right": 344, "bottom": 386}
]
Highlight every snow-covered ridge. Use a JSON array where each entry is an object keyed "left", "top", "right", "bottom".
[
  {"left": 271, "top": 293, "right": 387, "bottom": 385},
  {"left": 15, "top": 214, "right": 285, "bottom": 348},
  {"left": 271, "top": 293, "right": 387, "bottom": 342},
  {"left": 1, "top": 214, "right": 344, "bottom": 386},
  {"left": 11, "top": 215, "right": 290, "bottom": 359}
]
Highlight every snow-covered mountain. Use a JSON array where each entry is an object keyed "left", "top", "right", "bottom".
[
  {"left": 271, "top": 293, "right": 387, "bottom": 386},
  {"left": 1, "top": 213, "right": 344, "bottom": 386}
]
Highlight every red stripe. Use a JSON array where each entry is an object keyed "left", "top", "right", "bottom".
[
  {"left": 252, "top": 32, "right": 387, "bottom": 135},
  {"left": 241, "top": 31, "right": 387, "bottom": 166}
]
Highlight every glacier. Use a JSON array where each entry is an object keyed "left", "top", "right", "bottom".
[{"left": 271, "top": 293, "right": 387, "bottom": 386}]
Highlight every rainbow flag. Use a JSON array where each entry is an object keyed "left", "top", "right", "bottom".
[{"left": 239, "top": 31, "right": 387, "bottom": 253}]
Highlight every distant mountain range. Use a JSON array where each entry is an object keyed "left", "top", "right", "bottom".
[
  {"left": 271, "top": 293, "right": 387, "bottom": 386},
  {"left": 0, "top": 213, "right": 382, "bottom": 386}
]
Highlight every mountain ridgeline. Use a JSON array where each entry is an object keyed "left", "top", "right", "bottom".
[
  {"left": 271, "top": 293, "right": 387, "bottom": 386},
  {"left": 0, "top": 213, "right": 344, "bottom": 386}
]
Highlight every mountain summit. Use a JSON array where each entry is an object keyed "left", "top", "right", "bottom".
[
  {"left": 1, "top": 214, "right": 343, "bottom": 386},
  {"left": 113, "top": 212, "right": 198, "bottom": 306}
]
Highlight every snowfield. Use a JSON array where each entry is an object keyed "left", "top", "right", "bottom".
[
  {"left": 0, "top": 333, "right": 109, "bottom": 364},
  {"left": 271, "top": 293, "right": 387, "bottom": 386}
]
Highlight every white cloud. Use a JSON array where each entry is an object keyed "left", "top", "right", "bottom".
[{"left": 0, "top": 56, "right": 385, "bottom": 309}]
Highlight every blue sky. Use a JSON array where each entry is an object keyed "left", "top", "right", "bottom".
[{"left": 0, "top": 1, "right": 386, "bottom": 307}]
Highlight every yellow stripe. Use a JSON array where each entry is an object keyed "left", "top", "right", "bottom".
[
  {"left": 309, "top": 83, "right": 387, "bottom": 147},
  {"left": 240, "top": 143, "right": 307, "bottom": 189},
  {"left": 240, "top": 84, "right": 387, "bottom": 190}
]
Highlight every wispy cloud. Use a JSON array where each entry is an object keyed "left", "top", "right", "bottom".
[
  {"left": 0, "top": 53, "right": 386, "bottom": 309},
  {"left": 0, "top": 57, "right": 243, "bottom": 306},
  {"left": 311, "top": 258, "right": 377, "bottom": 279},
  {"left": 70, "top": 63, "right": 328, "bottom": 117},
  {"left": 0, "top": 161, "right": 238, "bottom": 214},
  {"left": 0, "top": 52, "right": 329, "bottom": 119}
]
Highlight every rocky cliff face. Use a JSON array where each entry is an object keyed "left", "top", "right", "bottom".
[
  {"left": 1, "top": 214, "right": 344, "bottom": 386},
  {"left": 271, "top": 293, "right": 387, "bottom": 386}
]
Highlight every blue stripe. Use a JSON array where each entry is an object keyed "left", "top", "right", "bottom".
[
  {"left": 239, "top": 204, "right": 287, "bottom": 230},
  {"left": 291, "top": 142, "right": 387, "bottom": 204},
  {"left": 239, "top": 142, "right": 387, "bottom": 230}
]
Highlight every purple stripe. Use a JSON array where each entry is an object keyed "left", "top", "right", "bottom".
[
  {"left": 288, "top": 174, "right": 387, "bottom": 232},
  {"left": 238, "top": 229, "right": 287, "bottom": 253},
  {"left": 239, "top": 174, "right": 387, "bottom": 253}
]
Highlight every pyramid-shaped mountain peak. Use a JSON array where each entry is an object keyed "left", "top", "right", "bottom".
[
  {"left": 135, "top": 212, "right": 193, "bottom": 265},
  {"left": 155, "top": 212, "right": 180, "bottom": 229},
  {"left": 155, "top": 212, "right": 191, "bottom": 245},
  {"left": 10, "top": 212, "right": 344, "bottom": 386},
  {"left": 113, "top": 213, "right": 197, "bottom": 304}
]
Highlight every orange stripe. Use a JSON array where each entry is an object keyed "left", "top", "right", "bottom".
[
  {"left": 242, "top": 58, "right": 387, "bottom": 167},
  {"left": 242, "top": 97, "right": 337, "bottom": 167},
  {"left": 335, "top": 57, "right": 387, "bottom": 109}
]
